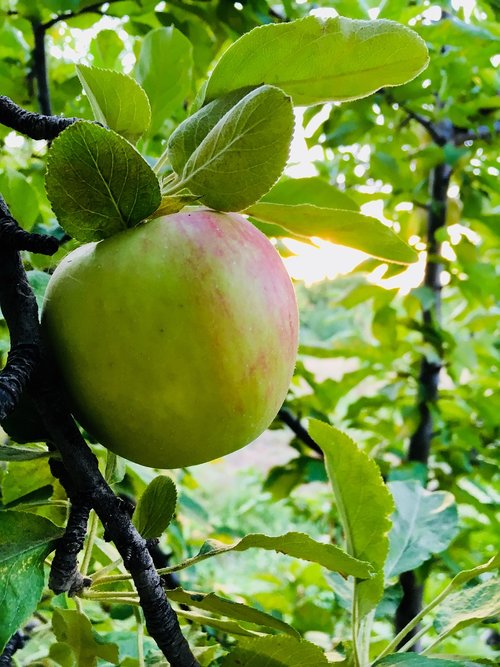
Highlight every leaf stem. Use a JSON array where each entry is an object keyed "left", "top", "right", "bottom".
[
  {"left": 375, "top": 583, "right": 452, "bottom": 661},
  {"left": 135, "top": 608, "right": 146, "bottom": 667},
  {"left": 80, "top": 509, "right": 99, "bottom": 577},
  {"left": 153, "top": 146, "right": 171, "bottom": 175},
  {"left": 351, "top": 582, "right": 362, "bottom": 667},
  {"left": 397, "top": 623, "right": 432, "bottom": 653}
]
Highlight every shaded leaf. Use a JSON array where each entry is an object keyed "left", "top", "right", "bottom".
[
  {"left": 51, "top": 609, "right": 120, "bottom": 666},
  {"left": 385, "top": 481, "right": 459, "bottom": 579},
  {"left": 309, "top": 420, "right": 394, "bottom": 618},
  {"left": 221, "top": 635, "right": 329, "bottom": 666},
  {"left": 76, "top": 64, "right": 151, "bottom": 142},
  {"left": 135, "top": 27, "right": 193, "bottom": 133},
  {"left": 45, "top": 122, "right": 161, "bottom": 242},
  {"left": 0, "top": 511, "right": 63, "bottom": 652},
  {"left": 204, "top": 16, "right": 429, "bottom": 106},
  {"left": 244, "top": 203, "right": 417, "bottom": 264},
  {"left": 150, "top": 193, "right": 201, "bottom": 218},
  {"left": 175, "top": 85, "right": 294, "bottom": 211},
  {"left": 167, "top": 587, "right": 299, "bottom": 637},
  {"left": 133, "top": 475, "right": 177, "bottom": 539},
  {"left": 376, "top": 655, "right": 466, "bottom": 666},
  {"left": 0, "top": 443, "right": 52, "bottom": 461}
]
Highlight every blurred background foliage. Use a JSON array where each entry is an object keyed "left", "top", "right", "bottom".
[{"left": 0, "top": 0, "right": 498, "bottom": 664}]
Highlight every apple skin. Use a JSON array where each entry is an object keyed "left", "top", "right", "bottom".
[{"left": 41, "top": 209, "right": 299, "bottom": 468}]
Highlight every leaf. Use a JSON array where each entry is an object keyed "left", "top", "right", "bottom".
[
  {"left": 203, "top": 16, "right": 429, "bottom": 107},
  {"left": 167, "top": 86, "right": 255, "bottom": 176},
  {"left": 133, "top": 475, "right": 177, "bottom": 539},
  {"left": 221, "top": 635, "right": 329, "bottom": 666},
  {"left": 0, "top": 511, "right": 63, "bottom": 652},
  {"left": 76, "top": 64, "right": 151, "bottom": 143},
  {"left": 245, "top": 203, "right": 417, "bottom": 265},
  {"left": 261, "top": 177, "right": 359, "bottom": 211},
  {"left": 150, "top": 193, "right": 201, "bottom": 218},
  {"left": 45, "top": 121, "right": 161, "bottom": 242},
  {"left": 309, "top": 419, "right": 394, "bottom": 618},
  {"left": 434, "top": 578, "right": 500, "bottom": 638},
  {"left": 167, "top": 587, "right": 299, "bottom": 637},
  {"left": 51, "top": 609, "right": 120, "bottom": 666},
  {"left": 177, "top": 608, "right": 263, "bottom": 638},
  {"left": 385, "top": 481, "right": 459, "bottom": 579},
  {"left": 448, "top": 553, "right": 500, "bottom": 589},
  {"left": 27, "top": 270, "right": 50, "bottom": 311},
  {"left": 174, "top": 85, "right": 294, "bottom": 212},
  {"left": 0, "top": 443, "right": 52, "bottom": 461},
  {"left": 162, "top": 530, "right": 371, "bottom": 579},
  {"left": 1, "top": 458, "right": 54, "bottom": 504},
  {"left": 135, "top": 26, "right": 193, "bottom": 133},
  {"left": 376, "top": 656, "right": 466, "bottom": 666}
]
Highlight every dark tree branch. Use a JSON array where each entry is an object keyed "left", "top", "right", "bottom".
[
  {"left": 41, "top": 0, "right": 122, "bottom": 32},
  {"left": 0, "top": 631, "right": 26, "bottom": 666},
  {"left": 47, "top": 457, "right": 92, "bottom": 595},
  {"left": 278, "top": 408, "right": 324, "bottom": 457},
  {"left": 0, "top": 96, "right": 77, "bottom": 140},
  {"left": 454, "top": 120, "right": 500, "bottom": 145},
  {"left": 31, "top": 22, "right": 52, "bottom": 116},
  {"left": 1, "top": 194, "right": 59, "bottom": 254}
]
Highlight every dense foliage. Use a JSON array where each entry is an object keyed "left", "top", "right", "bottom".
[{"left": 0, "top": 1, "right": 498, "bottom": 665}]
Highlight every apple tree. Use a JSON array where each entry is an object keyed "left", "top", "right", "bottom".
[{"left": 0, "top": 1, "right": 498, "bottom": 666}]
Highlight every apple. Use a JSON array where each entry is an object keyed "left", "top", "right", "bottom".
[{"left": 41, "top": 209, "right": 299, "bottom": 468}]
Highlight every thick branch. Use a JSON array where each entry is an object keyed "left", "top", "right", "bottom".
[
  {"left": 0, "top": 96, "right": 77, "bottom": 140},
  {"left": 31, "top": 22, "right": 51, "bottom": 116}
]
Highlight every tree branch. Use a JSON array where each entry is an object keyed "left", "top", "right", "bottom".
[
  {"left": 0, "top": 631, "right": 26, "bottom": 666},
  {"left": 278, "top": 408, "right": 323, "bottom": 456},
  {"left": 0, "top": 96, "right": 77, "bottom": 140}
]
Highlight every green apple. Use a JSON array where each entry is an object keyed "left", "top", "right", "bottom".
[{"left": 41, "top": 210, "right": 299, "bottom": 468}]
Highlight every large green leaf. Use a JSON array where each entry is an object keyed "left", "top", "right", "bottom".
[
  {"left": 45, "top": 121, "right": 161, "bottom": 242},
  {"left": 244, "top": 202, "right": 417, "bottom": 264},
  {"left": 0, "top": 511, "right": 63, "bottom": 652},
  {"left": 0, "top": 444, "right": 52, "bottom": 461},
  {"left": 135, "top": 26, "right": 193, "bottom": 133},
  {"left": 133, "top": 475, "right": 177, "bottom": 539},
  {"left": 51, "top": 609, "right": 119, "bottom": 666},
  {"left": 385, "top": 481, "right": 459, "bottom": 579},
  {"left": 167, "top": 86, "right": 254, "bottom": 176},
  {"left": 221, "top": 635, "right": 329, "bottom": 666},
  {"left": 309, "top": 420, "right": 394, "bottom": 618},
  {"left": 261, "top": 176, "right": 359, "bottom": 211},
  {"left": 173, "top": 85, "right": 294, "bottom": 211},
  {"left": 159, "top": 531, "right": 372, "bottom": 579},
  {"left": 76, "top": 64, "right": 151, "bottom": 143},
  {"left": 434, "top": 578, "right": 500, "bottom": 639},
  {"left": 167, "top": 587, "right": 299, "bottom": 637},
  {"left": 203, "top": 16, "right": 429, "bottom": 106}
]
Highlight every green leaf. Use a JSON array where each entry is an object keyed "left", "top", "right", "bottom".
[
  {"left": 133, "top": 475, "right": 177, "bottom": 539},
  {"left": 135, "top": 26, "right": 193, "bottom": 133},
  {"left": 0, "top": 443, "right": 52, "bottom": 461},
  {"left": 0, "top": 511, "right": 63, "bottom": 652},
  {"left": 167, "top": 587, "right": 299, "bottom": 637},
  {"left": 1, "top": 458, "right": 54, "bottom": 504},
  {"left": 177, "top": 608, "right": 263, "bottom": 638},
  {"left": 150, "top": 193, "right": 201, "bottom": 219},
  {"left": 434, "top": 578, "right": 500, "bottom": 638},
  {"left": 167, "top": 86, "right": 255, "bottom": 176},
  {"left": 76, "top": 64, "right": 151, "bottom": 143},
  {"left": 244, "top": 203, "right": 417, "bottom": 265},
  {"left": 309, "top": 419, "right": 394, "bottom": 618},
  {"left": 376, "top": 656, "right": 465, "bottom": 666},
  {"left": 27, "top": 269, "right": 50, "bottom": 310},
  {"left": 171, "top": 85, "right": 294, "bottom": 212},
  {"left": 385, "top": 481, "right": 459, "bottom": 579},
  {"left": 221, "top": 635, "right": 329, "bottom": 666},
  {"left": 161, "top": 531, "right": 372, "bottom": 579},
  {"left": 51, "top": 609, "right": 120, "bottom": 666},
  {"left": 45, "top": 121, "right": 161, "bottom": 242},
  {"left": 203, "top": 16, "right": 429, "bottom": 106},
  {"left": 89, "top": 30, "right": 125, "bottom": 70},
  {"left": 261, "top": 177, "right": 359, "bottom": 211}
]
